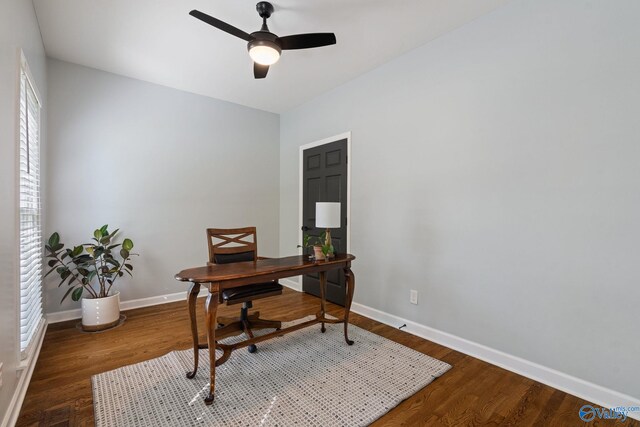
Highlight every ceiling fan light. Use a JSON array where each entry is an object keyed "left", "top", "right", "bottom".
[{"left": 248, "top": 40, "right": 281, "bottom": 65}]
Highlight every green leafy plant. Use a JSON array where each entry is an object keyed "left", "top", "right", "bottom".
[
  {"left": 44, "top": 225, "right": 137, "bottom": 303},
  {"left": 317, "top": 231, "right": 335, "bottom": 257},
  {"left": 297, "top": 233, "right": 314, "bottom": 251},
  {"left": 297, "top": 232, "right": 335, "bottom": 258}
]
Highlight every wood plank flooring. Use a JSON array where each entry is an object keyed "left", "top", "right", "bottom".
[{"left": 17, "top": 287, "right": 637, "bottom": 426}]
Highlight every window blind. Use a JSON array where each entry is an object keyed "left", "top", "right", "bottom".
[{"left": 19, "top": 61, "right": 44, "bottom": 359}]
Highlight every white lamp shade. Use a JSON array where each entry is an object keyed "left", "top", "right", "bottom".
[{"left": 316, "top": 202, "right": 341, "bottom": 228}]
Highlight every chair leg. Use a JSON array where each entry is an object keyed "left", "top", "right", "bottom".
[
  {"left": 239, "top": 301, "right": 284, "bottom": 352},
  {"left": 242, "top": 319, "right": 258, "bottom": 353},
  {"left": 214, "top": 322, "right": 244, "bottom": 340},
  {"left": 239, "top": 302, "right": 257, "bottom": 353},
  {"left": 217, "top": 316, "right": 239, "bottom": 327},
  {"left": 240, "top": 302, "right": 251, "bottom": 321}
]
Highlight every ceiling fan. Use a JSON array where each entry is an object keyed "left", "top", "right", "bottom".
[{"left": 190, "top": 2, "right": 336, "bottom": 79}]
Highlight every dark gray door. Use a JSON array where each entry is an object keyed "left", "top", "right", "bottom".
[{"left": 302, "top": 138, "right": 348, "bottom": 305}]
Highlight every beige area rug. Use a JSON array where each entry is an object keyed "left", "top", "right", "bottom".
[{"left": 92, "top": 316, "right": 451, "bottom": 426}]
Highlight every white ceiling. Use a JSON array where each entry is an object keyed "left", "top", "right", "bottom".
[{"left": 33, "top": 0, "right": 509, "bottom": 113}]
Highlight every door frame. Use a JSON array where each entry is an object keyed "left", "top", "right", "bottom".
[{"left": 298, "top": 131, "right": 352, "bottom": 256}]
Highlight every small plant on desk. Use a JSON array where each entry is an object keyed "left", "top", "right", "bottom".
[
  {"left": 317, "top": 231, "right": 335, "bottom": 260},
  {"left": 298, "top": 232, "right": 335, "bottom": 261},
  {"left": 297, "top": 233, "right": 314, "bottom": 259}
]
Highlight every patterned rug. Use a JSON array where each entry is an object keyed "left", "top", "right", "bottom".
[{"left": 92, "top": 316, "right": 451, "bottom": 426}]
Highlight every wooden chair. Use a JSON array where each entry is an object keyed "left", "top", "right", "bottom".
[{"left": 206, "top": 227, "right": 282, "bottom": 353}]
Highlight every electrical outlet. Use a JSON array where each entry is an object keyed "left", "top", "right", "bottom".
[{"left": 410, "top": 290, "right": 418, "bottom": 305}]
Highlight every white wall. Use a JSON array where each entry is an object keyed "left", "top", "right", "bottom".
[
  {"left": 0, "top": 0, "right": 47, "bottom": 422},
  {"left": 280, "top": 0, "right": 640, "bottom": 399},
  {"left": 45, "top": 59, "right": 280, "bottom": 314}
]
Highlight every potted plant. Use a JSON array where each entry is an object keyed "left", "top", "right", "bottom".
[
  {"left": 297, "top": 233, "right": 314, "bottom": 260},
  {"left": 45, "top": 225, "right": 137, "bottom": 331},
  {"left": 316, "top": 231, "right": 335, "bottom": 260},
  {"left": 299, "top": 232, "right": 335, "bottom": 261}
]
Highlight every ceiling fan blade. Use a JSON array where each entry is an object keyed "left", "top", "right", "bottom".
[
  {"left": 277, "top": 33, "right": 336, "bottom": 50},
  {"left": 254, "top": 63, "right": 269, "bottom": 79},
  {"left": 189, "top": 10, "right": 253, "bottom": 42}
]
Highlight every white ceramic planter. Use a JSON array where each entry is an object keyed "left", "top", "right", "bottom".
[{"left": 81, "top": 292, "right": 120, "bottom": 331}]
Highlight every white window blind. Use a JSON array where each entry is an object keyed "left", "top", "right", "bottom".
[{"left": 19, "top": 58, "right": 44, "bottom": 359}]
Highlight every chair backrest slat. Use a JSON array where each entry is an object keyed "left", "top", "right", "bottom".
[{"left": 206, "top": 227, "right": 257, "bottom": 265}]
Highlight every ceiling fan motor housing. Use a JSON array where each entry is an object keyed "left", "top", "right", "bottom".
[
  {"left": 249, "top": 2, "right": 281, "bottom": 53},
  {"left": 248, "top": 32, "right": 281, "bottom": 54}
]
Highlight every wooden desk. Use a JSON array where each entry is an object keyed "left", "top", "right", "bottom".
[{"left": 175, "top": 253, "right": 356, "bottom": 404}]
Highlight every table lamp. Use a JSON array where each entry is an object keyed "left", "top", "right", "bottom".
[{"left": 315, "top": 202, "right": 341, "bottom": 258}]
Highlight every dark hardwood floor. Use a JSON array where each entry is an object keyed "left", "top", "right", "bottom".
[{"left": 17, "top": 287, "right": 637, "bottom": 426}]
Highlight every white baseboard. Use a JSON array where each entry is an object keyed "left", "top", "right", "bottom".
[
  {"left": 45, "top": 290, "right": 195, "bottom": 324},
  {"left": 1, "top": 321, "right": 47, "bottom": 427},
  {"left": 43, "top": 284, "right": 640, "bottom": 421},
  {"left": 280, "top": 277, "right": 302, "bottom": 292},
  {"left": 277, "top": 279, "right": 639, "bottom": 418},
  {"left": 350, "top": 302, "right": 640, "bottom": 421},
  {"left": 47, "top": 277, "right": 298, "bottom": 324}
]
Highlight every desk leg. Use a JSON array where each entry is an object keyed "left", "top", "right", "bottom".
[
  {"left": 186, "top": 282, "right": 201, "bottom": 379},
  {"left": 204, "top": 290, "right": 219, "bottom": 405},
  {"left": 344, "top": 267, "right": 355, "bottom": 345},
  {"left": 319, "top": 271, "right": 327, "bottom": 333}
]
